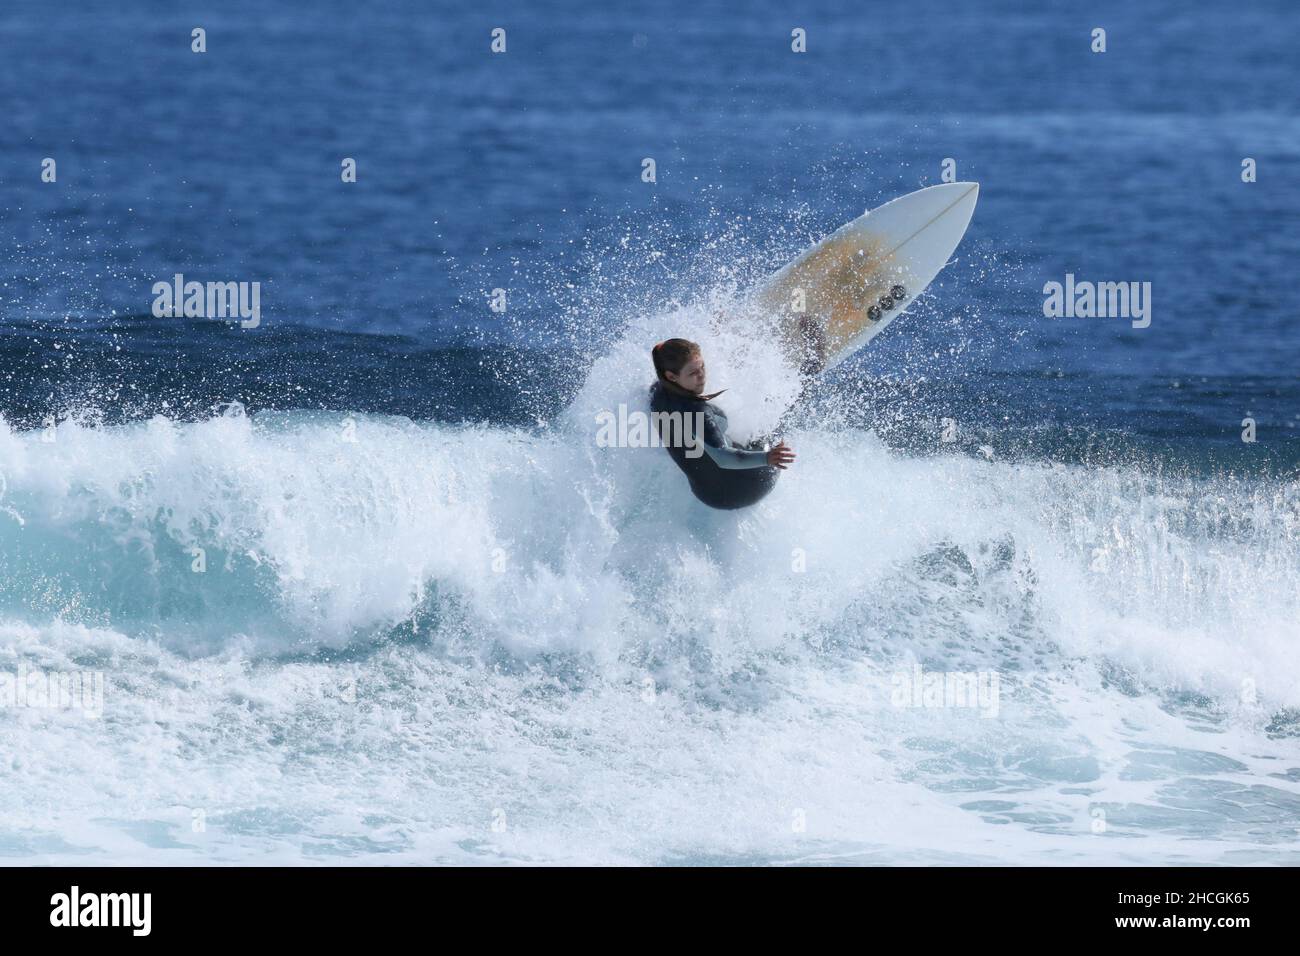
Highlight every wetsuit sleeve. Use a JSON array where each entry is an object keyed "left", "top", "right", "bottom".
[
  {"left": 701, "top": 439, "right": 769, "bottom": 469},
  {"left": 699, "top": 414, "right": 769, "bottom": 469},
  {"left": 677, "top": 402, "right": 768, "bottom": 470},
  {"left": 696, "top": 406, "right": 769, "bottom": 470}
]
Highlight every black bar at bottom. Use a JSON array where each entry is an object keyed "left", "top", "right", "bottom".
[{"left": 0, "top": 866, "right": 1285, "bottom": 942}]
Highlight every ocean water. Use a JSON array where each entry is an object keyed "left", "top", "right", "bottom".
[{"left": 1, "top": 0, "right": 1299, "bottom": 865}]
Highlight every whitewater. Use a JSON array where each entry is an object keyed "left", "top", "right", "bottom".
[{"left": 1, "top": 306, "right": 1298, "bottom": 866}]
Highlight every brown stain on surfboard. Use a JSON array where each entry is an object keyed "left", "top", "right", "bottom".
[{"left": 763, "top": 231, "right": 903, "bottom": 374}]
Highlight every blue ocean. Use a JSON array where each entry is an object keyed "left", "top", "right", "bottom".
[{"left": 1, "top": 0, "right": 1298, "bottom": 864}]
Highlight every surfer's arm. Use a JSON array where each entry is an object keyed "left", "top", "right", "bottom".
[
  {"left": 700, "top": 437, "right": 770, "bottom": 470},
  {"left": 697, "top": 406, "right": 774, "bottom": 469}
]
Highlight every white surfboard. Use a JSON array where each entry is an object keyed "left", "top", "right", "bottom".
[{"left": 755, "top": 182, "right": 979, "bottom": 374}]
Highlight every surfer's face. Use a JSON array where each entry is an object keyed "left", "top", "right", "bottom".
[{"left": 668, "top": 354, "right": 706, "bottom": 394}]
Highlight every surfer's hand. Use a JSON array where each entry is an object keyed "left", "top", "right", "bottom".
[{"left": 767, "top": 442, "right": 796, "bottom": 470}]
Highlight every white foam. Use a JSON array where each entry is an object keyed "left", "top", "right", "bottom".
[{"left": 2, "top": 334, "right": 1298, "bottom": 864}]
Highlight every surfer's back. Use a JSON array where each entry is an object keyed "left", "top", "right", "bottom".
[{"left": 648, "top": 381, "right": 776, "bottom": 510}]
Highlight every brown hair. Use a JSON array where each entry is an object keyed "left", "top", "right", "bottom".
[
  {"left": 651, "top": 338, "right": 725, "bottom": 400},
  {"left": 651, "top": 338, "right": 700, "bottom": 383}
]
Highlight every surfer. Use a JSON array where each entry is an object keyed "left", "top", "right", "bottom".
[{"left": 649, "top": 338, "right": 796, "bottom": 510}]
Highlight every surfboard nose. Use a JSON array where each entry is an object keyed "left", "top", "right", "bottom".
[
  {"left": 932, "top": 181, "right": 979, "bottom": 222},
  {"left": 958, "top": 181, "right": 979, "bottom": 211},
  {"left": 881, "top": 181, "right": 979, "bottom": 218}
]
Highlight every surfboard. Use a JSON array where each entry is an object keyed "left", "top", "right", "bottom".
[{"left": 755, "top": 182, "right": 979, "bottom": 374}]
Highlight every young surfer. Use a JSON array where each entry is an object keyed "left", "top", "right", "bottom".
[{"left": 649, "top": 338, "right": 796, "bottom": 510}]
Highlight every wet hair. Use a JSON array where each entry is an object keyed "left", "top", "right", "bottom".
[{"left": 651, "top": 338, "right": 700, "bottom": 383}]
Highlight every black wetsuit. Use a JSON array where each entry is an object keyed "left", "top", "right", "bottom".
[{"left": 648, "top": 380, "right": 779, "bottom": 510}]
